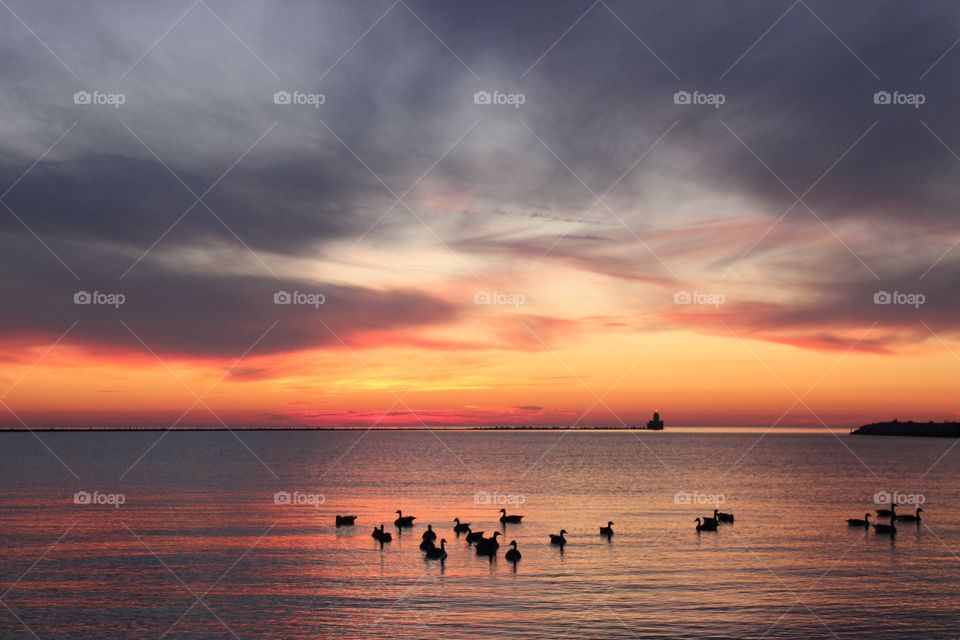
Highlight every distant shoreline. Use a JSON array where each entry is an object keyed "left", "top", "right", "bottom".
[
  {"left": 850, "top": 420, "right": 960, "bottom": 438},
  {"left": 0, "top": 425, "right": 849, "bottom": 433}
]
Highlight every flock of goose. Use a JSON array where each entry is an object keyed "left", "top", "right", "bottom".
[
  {"left": 847, "top": 505, "right": 924, "bottom": 536},
  {"left": 361, "top": 508, "right": 589, "bottom": 562},
  {"left": 335, "top": 504, "right": 919, "bottom": 562},
  {"left": 334, "top": 507, "right": 740, "bottom": 563}
]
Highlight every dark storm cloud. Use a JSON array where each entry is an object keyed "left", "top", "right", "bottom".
[
  {"left": 0, "top": 234, "right": 457, "bottom": 357},
  {"left": 0, "top": 150, "right": 366, "bottom": 253},
  {"left": 663, "top": 255, "right": 960, "bottom": 353},
  {"left": 5, "top": 1, "right": 960, "bottom": 234}
]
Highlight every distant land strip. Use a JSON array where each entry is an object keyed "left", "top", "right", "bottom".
[{"left": 851, "top": 421, "right": 960, "bottom": 438}]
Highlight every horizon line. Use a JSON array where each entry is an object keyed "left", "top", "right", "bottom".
[{"left": 0, "top": 424, "right": 864, "bottom": 432}]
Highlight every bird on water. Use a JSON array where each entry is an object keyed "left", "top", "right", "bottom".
[{"left": 394, "top": 510, "right": 415, "bottom": 527}]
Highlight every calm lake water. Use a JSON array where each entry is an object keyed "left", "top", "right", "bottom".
[{"left": 0, "top": 429, "right": 957, "bottom": 639}]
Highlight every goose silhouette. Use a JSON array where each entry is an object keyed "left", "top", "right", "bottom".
[
  {"left": 335, "top": 515, "right": 357, "bottom": 527},
  {"left": 599, "top": 521, "right": 614, "bottom": 536},
  {"left": 453, "top": 518, "right": 471, "bottom": 533},
  {"left": 876, "top": 505, "right": 896, "bottom": 519},
  {"left": 549, "top": 530, "right": 567, "bottom": 545},
  {"left": 873, "top": 520, "right": 897, "bottom": 535},
  {"left": 424, "top": 539, "right": 447, "bottom": 560},
  {"left": 422, "top": 525, "right": 437, "bottom": 542},
  {"left": 505, "top": 540, "right": 521, "bottom": 562},
  {"left": 714, "top": 508, "right": 734, "bottom": 524},
  {"left": 373, "top": 524, "right": 392, "bottom": 542},
  {"left": 895, "top": 508, "right": 923, "bottom": 523},
  {"left": 465, "top": 528, "right": 485, "bottom": 544},
  {"left": 475, "top": 531, "right": 501, "bottom": 555},
  {"left": 847, "top": 513, "right": 871, "bottom": 528},
  {"left": 499, "top": 508, "right": 524, "bottom": 523},
  {"left": 695, "top": 517, "right": 718, "bottom": 532},
  {"left": 394, "top": 510, "right": 416, "bottom": 527}
]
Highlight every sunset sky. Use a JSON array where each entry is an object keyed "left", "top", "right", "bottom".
[{"left": 2, "top": 1, "right": 960, "bottom": 427}]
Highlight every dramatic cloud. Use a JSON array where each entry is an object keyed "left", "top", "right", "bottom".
[
  {"left": 2, "top": 1, "right": 960, "bottom": 426},
  {"left": 0, "top": 233, "right": 459, "bottom": 357}
]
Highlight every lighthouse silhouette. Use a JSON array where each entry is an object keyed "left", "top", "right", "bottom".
[{"left": 646, "top": 410, "right": 664, "bottom": 430}]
